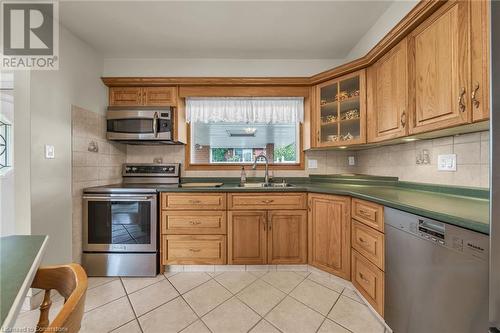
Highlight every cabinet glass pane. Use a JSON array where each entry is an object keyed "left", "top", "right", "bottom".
[
  {"left": 320, "top": 82, "right": 339, "bottom": 143},
  {"left": 339, "top": 76, "right": 360, "bottom": 142}
]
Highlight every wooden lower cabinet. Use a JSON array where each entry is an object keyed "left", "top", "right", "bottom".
[
  {"left": 162, "top": 235, "right": 226, "bottom": 265},
  {"left": 352, "top": 249, "right": 384, "bottom": 316},
  {"left": 227, "top": 209, "right": 307, "bottom": 265},
  {"left": 308, "top": 194, "right": 351, "bottom": 280},
  {"left": 267, "top": 210, "right": 307, "bottom": 264},
  {"left": 228, "top": 211, "right": 267, "bottom": 265}
]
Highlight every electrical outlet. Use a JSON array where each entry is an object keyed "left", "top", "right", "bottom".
[
  {"left": 308, "top": 159, "right": 318, "bottom": 169},
  {"left": 45, "top": 145, "right": 55, "bottom": 159},
  {"left": 348, "top": 156, "right": 356, "bottom": 166},
  {"left": 438, "top": 154, "right": 456, "bottom": 171}
]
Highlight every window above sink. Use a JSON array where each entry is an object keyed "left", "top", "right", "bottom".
[{"left": 186, "top": 97, "right": 304, "bottom": 170}]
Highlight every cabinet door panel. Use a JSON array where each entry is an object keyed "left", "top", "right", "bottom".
[
  {"left": 308, "top": 194, "right": 351, "bottom": 279},
  {"left": 368, "top": 39, "right": 408, "bottom": 142},
  {"left": 144, "top": 87, "right": 177, "bottom": 106},
  {"left": 267, "top": 210, "right": 307, "bottom": 264},
  {"left": 409, "top": 1, "right": 469, "bottom": 134},
  {"left": 470, "top": 0, "right": 490, "bottom": 122},
  {"left": 109, "top": 87, "right": 143, "bottom": 106},
  {"left": 228, "top": 211, "right": 267, "bottom": 265}
]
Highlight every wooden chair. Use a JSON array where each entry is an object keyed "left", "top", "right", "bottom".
[{"left": 31, "top": 264, "right": 88, "bottom": 333}]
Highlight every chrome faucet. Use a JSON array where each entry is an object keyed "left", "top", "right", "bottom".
[{"left": 252, "top": 154, "right": 269, "bottom": 185}]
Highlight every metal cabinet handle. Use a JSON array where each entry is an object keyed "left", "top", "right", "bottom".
[
  {"left": 189, "top": 200, "right": 201, "bottom": 204},
  {"left": 359, "top": 237, "right": 367, "bottom": 244},
  {"left": 153, "top": 111, "right": 159, "bottom": 138},
  {"left": 458, "top": 87, "right": 466, "bottom": 113},
  {"left": 471, "top": 82, "right": 480, "bottom": 109},
  {"left": 189, "top": 221, "right": 202, "bottom": 225},
  {"left": 400, "top": 110, "right": 406, "bottom": 127},
  {"left": 262, "top": 199, "right": 274, "bottom": 204},
  {"left": 359, "top": 272, "right": 369, "bottom": 283},
  {"left": 189, "top": 248, "right": 201, "bottom": 252},
  {"left": 268, "top": 223, "right": 272, "bottom": 231},
  {"left": 317, "top": 130, "right": 320, "bottom": 142}
]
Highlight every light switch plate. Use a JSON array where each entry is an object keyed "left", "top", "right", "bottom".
[
  {"left": 308, "top": 159, "right": 318, "bottom": 169},
  {"left": 348, "top": 156, "right": 356, "bottom": 166},
  {"left": 45, "top": 145, "right": 55, "bottom": 159},
  {"left": 438, "top": 154, "right": 456, "bottom": 171}
]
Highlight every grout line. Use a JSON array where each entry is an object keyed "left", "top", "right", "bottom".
[
  {"left": 165, "top": 276, "right": 214, "bottom": 333},
  {"left": 120, "top": 275, "right": 166, "bottom": 296},
  {"left": 118, "top": 279, "right": 144, "bottom": 333},
  {"left": 315, "top": 292, "right": 347, "bottom": 333},
  {"left": 108, "top": 318, "right": 140, "bottom": 333},
  {"left": 168, "top": 272, "right": 214, "bottom": 296},
  {"left": 87, "top": 277, "right": 120, "bottom": 291}
]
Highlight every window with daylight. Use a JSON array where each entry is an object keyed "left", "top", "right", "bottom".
[{"left": 187, "top": 97, "right": 303, "bottom": 167}]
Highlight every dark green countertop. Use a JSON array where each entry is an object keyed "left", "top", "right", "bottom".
[
  {"left": 0, "top": 235, "right": 48, "bottom": 329},
  {"left": 157, "top": 175, "right": 490, "bottom": 235}
]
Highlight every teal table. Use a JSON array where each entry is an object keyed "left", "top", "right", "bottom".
[{"left": 0, "top": 235, "right": 48, "bottom": 330}]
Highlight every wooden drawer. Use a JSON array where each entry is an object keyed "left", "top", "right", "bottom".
[
  {"left": 161, "top": 193, "right": 226, "bottom": 210},
  {"left": 228, "top": 193, "right": 307, "bottom": 210},
  {"left": 352, "top": 250, "right": 384, "bottom": 317},
  {"left": 352, "top": 198, "right": 384, "bottom": 232},
  {"left": 352, "top": 220, "right": 384, "bottom": 270},
  {"left": 162, "top": 235, "right": 226, "bottom": 265},
  {"left": 161, "top": 211, "right": 226, "bottom": 235}
]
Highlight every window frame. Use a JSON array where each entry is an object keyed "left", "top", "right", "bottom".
[{"left": 185, "top": 122, "right": 305, "bottom": 171}]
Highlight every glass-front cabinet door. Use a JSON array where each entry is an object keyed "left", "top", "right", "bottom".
[{"left": 315, "top": 70, "right": 366, "bottom": 147}]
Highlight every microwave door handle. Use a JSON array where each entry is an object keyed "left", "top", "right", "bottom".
[
  {"left": 153, "top": 112, "right": 159, "bottom": 138},
  {"left": 83, "top": 196, "right": 154, "bottom": 201}
]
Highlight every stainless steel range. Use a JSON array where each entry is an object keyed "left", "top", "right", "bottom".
[{"left": 82, "top": 163, "right": 180, "bottom": 277}]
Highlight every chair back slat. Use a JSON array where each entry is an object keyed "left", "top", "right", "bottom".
[{"left": 31, "top": 264, "right": 88, "bottom": 333}]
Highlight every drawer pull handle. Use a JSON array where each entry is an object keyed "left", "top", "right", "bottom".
[
  {"left": 262, "top": 199, "right": 274, "bottom": 204},
  {"left": 359, "top": 272, "right": 369, "bottom": 283},
  {"left": 458, "top": 87, "right": 466, "bottom": 113},
  {"left": 189, "top": 200, "right": 202, "bottom": 204},
  {"left": 189, "top": 248, "right": 201, "bottom": 253},
  {"left": 189, "top": 221, "right": 202, "bottom": 225},
  {"left": 359, "top": 237, "right": 367, "bottom": 244},
  {"left": 359, "top": 209, "right": 371, "bottom": 217},
  {"left": 471, "top": 82, "right": 480, "bottom": 108}
]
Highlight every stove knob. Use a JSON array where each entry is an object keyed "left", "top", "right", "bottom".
[
  {"left": 125, "top": 167, "right": 131, "bottom": 172},
  {"left": 132, "top": 167, "right": 137, "bottom": 172}
]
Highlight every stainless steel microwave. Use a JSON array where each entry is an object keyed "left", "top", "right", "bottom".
[{"left": 106, "top": 108, "right": 173, "bottom": 144}]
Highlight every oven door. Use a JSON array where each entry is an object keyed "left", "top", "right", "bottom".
[
  {"left": 83, "top": 194, "right": 157, "bottom": 252},
  {"left": 106, "top": 110, "right": 171, "bottom": 141}
]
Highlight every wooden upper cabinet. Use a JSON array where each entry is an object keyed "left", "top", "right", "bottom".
[
  {"left": 144, "top": 87, "right": 177, "bottom": 106},
  {"left": 109, "top": 87, "right": 177, "bottom": 107},
  {"left": 267, "top": 210, "right": 307, "bottom": 264},
  {"left": 109, "top": 87, "right": 143, "bottom": 106},
  {"left": 228, "top": 211, "right": 267, "bottom": 265},
  {"left": 470, "top": 0, "right": 490, "bottom": 122},
  {"left": 314, "top": 70, "right": 366, "bottom": 147},
  {"left": 308, "top": 194, "right": 351, "bottom": 279},
  {"left": 408, "top": 1, "right": 470, "bottom": 134},
  {"left": 367, "top": 39, "right": 408, "bottom": 143}
]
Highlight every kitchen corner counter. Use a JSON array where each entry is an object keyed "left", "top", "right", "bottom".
[{"left": 156, "top": 175, "right": 490, "bottom": 235}]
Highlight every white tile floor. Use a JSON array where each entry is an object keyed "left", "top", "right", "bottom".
[{"left": 14, "top": 269, "right": 390, "bottom": 333}]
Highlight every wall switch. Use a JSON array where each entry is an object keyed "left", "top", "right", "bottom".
[
  {"left": 308, "top": 159, "right": 318, "bottom": 169},
  {"left": 438, "top": 154, "right": 456, "bottom": 171},
  {"left": 348, "top": 156, "right": 356, "bottom": 166},
  {"left": 44, "top": 145, "right": 55, "bottom": 159}
]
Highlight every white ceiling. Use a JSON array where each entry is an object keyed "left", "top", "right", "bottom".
[{"left": 60, "top": 1, "right": 393, "bottom": 59}]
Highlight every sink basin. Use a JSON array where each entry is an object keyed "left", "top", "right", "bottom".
[{"left": 239, "top": 182, "right": 294, "bottom": 188}]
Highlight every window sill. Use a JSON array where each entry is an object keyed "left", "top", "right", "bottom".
[{"left": 185, "top": 163, "right": 305, "bottom": 171}]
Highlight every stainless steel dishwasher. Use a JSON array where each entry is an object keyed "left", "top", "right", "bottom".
[{"left": 385, "top": 207, "right": 489, "bottom": 333}]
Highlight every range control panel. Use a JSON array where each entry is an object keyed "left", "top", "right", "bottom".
[{"left": 123, "top": 163, "right": 180, "bottom": 177}]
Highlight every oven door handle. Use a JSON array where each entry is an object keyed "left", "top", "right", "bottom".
[{"left": 83, "top": 195, "right": 155, "bottom": 201}]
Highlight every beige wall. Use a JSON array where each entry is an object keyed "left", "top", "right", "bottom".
[
  {"left": 30, "top": 26, "right": 107, "bottom": 265},
  {"left": 352, "top": 131, "right": 489, "bottom": 188},
  {"left": 71, "top": 106, "right": 126, "bottom": 262}
]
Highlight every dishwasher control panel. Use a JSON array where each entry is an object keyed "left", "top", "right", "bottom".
[{"left": 385, "top": 207, "right": 489, "bottom": 261}]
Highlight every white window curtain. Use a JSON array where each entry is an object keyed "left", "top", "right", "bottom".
[{"left": 186, "top": 97, "right": 304, "bottom": 124}]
